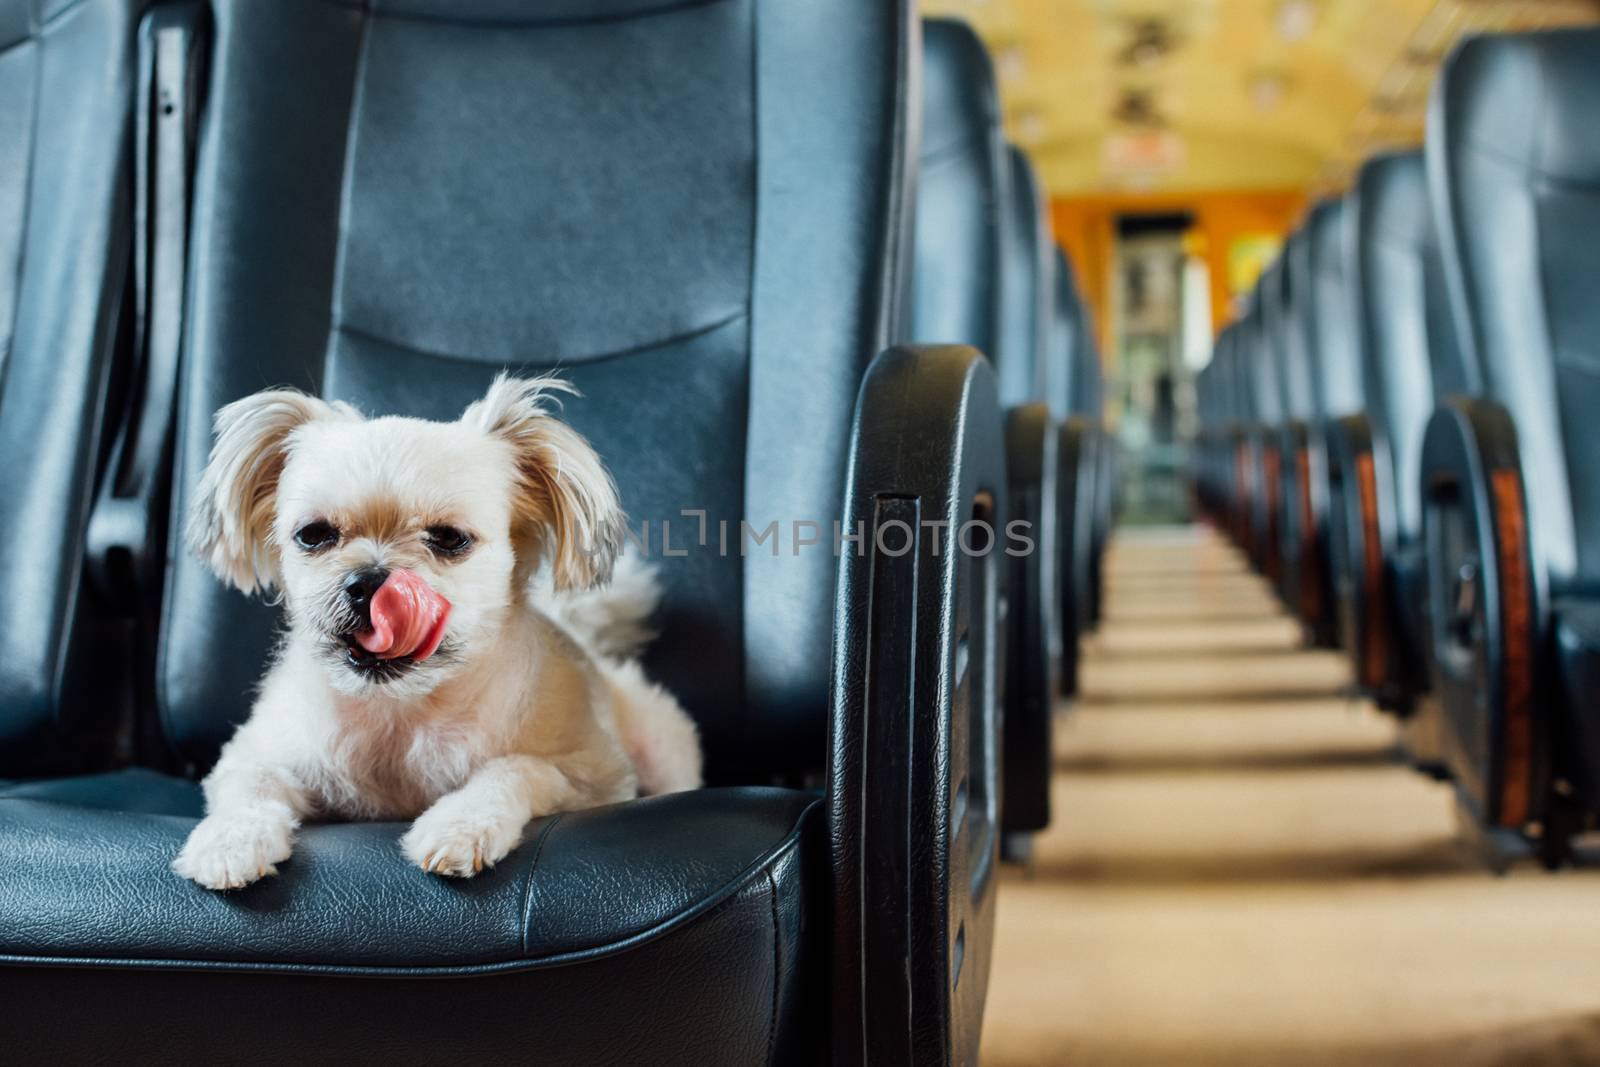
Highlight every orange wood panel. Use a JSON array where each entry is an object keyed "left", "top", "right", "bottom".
[{"left": 1051, "top": 188, "right": 1306, "bottom": 354}]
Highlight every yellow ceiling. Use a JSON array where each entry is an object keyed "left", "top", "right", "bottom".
[{"left": 920, "top": 0, "right": 1600, "bottom": 197}]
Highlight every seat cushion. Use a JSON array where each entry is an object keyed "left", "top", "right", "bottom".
[
  {"left": 0, "top": 771, "right": 818, "bottom": 971},
  {"left": 0, "top": 773, "right": 824, "bottom": 1062}
]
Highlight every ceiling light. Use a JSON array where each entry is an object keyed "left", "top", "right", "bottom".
[
  {"left": 1277, "top": 0, "right": 1316, "bottom": 42},
  {"left": 997, "top": 46, "right": 1026, "bottom": 85},
  {"left": 1250, "top": 71, "right": 1289, "bottom": 111}
]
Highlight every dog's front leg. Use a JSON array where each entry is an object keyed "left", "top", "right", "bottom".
[
  {"left": 401, "top": 755, "right": 577, "bottom": 877},
  {"left": 172, "top": 758, "right": 310, "bottom": 890}
]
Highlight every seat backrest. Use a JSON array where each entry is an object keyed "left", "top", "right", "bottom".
[
  {"left": 997, "top": 145, "right": 1052, "bottom": 407},
  {"left": 1221, "top": 321, "right": 1250, "bottom": 428},
  {"left": 908, "top": 18, "right": 1004, "bottom": 369},
  {"left": 1430, "top": 28, "right": 1600, "bottom": 588},
  {"left": 0, "top": 0, "right": 143, "bottom": 772},
  {"left": 1073, "top": 313, "right": 1103, "bottom": 420},
  {"left": 1048, "top": 247, "right": 1083, "bottom": 418},
  {"left": 1226, "top": 323, "right": 1245, "bottom": 426},
  {"left": 1246, "top": 282, "right": 1283, "bottom": 428},
  {"left": 1303, "top": 197, "right": 1362, "bottom": 421},
  {"left": 1274, "top": 232, "right": 1315, "bottom": 423},
  {"left": 158, "top": 0, "right": 916, "bottom": 782},
  {"left": 1352, "top": 150, "right": 1475, "bottom": 544},
  {"left": 1208, "top": 326, "right": 1231, "bottom": 428}
]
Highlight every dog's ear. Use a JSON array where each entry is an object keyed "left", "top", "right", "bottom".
[
  {"left": 187, "top": 389, "right": 358, "bottom": 594},
  {"left": 465, "top": 373, "right": 623, "bottom": 592}
]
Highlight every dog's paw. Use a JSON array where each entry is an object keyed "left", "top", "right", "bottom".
[
  {"left": 173, "top": 811, "right": 294, "bottom": 890},
  {"left": 401, "top": 800, "right": 523, "bottom": 878}
]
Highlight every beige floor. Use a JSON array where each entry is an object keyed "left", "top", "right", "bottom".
[{"left": 979, "top": 525, "right": 1600, "bottom": 1067}]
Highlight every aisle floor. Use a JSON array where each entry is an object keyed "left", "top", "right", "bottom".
[{"left": 980, "top": 525, "right": 1600, "bottom": 1066}]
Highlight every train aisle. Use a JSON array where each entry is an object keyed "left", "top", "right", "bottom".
[{"left": 981, "top": 525, "right": 1600, "bottom": 1067}]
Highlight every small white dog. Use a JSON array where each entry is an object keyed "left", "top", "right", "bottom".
[{"left": 172, "top": 374, "right": 701, "bottom": 890}]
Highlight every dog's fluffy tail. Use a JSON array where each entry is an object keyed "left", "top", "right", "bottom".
[
  {"left": 551, "top": 553, "right": 703, "bottom": 794},
  {"left": 549, "top": 551, "right": 661, "bottom": 661}
]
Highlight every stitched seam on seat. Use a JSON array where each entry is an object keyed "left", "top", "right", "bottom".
[
  {"left": 765, "top": 866, "right": 780, "bottom": 1067},
  {"left": 38, "top": 0, "right": 94, "bottom": 31},
  {"left": 1457, "top": 136, "right": 1600, "bottom": 192},
  {"left": 322, "top": 0, "right": 730, "bottom": 31},
  {"left": 0, "top": 796, "right": 823, "bottom": 977},
  {"left": 919, "top": 134, "right": 982, "bottom": 168},
  {"left": 518, "top": 813, "right": 563, "bottom": 957},
  {"left": 334, "top": 309, "right": 748, "bottom": 371},
  {"left": 0, "top": 32, "right": 39, "bottom": 381},
  {"left": 0, "top": 0, "right": 94, "bottom": 54},
  {"left": 326, "top": 5, "right": 375, "bottom": 364}
]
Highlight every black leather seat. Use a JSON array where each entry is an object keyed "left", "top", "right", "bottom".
[
  {"left": 1046, "top": 248, "right": 1084, "bottom": 421},
  {"left": 0, "top": 3, "right": 1005, "bottom": 1061},
  {"left": 1073, "top": 304, "right": 1113, "bottom": 627},
  {"left": 1196, "top": 323, "right": 1241, "bottom": 530},
  {"left": 1242, "top": 282, "right": 1284, "bottom": 575},
  {"left": 1232, "top": 318, "right": 1261, "bottom": 550},
  {"left": 1269, "top": 227, "right": 1319, "bottom": 622},
  {"left": 910, "top": 19, "right": 1006, "bottom": 361},
  {"left": 998, "top": 145, "right": 1052, "bottom": 409},
  {"left": 1193, "top": 352, "right": 1218, "bottom": 518},
  {"left": 1210, "top": 320, "right": 1242, "bottom": 540},
  {"left": 0, "top": 0, "right": 149, "bottom": 774},
  {"left": 1334, "top": 149, "right": 1475, "bottom": 784},
  {"left": 908, "top": 17, "right": 1056, "bottom": 844},
  {"left": 1049, "top": 247, "right": 1101, "bottom": 692},
  {"left": 1303, "top": 198, "right": 1363, "bottom": 427},
  {"left": 1421, "top": 27, "right": 1600, "bottom": 861},
  {"left": 1279, "top": 201, "right": 1352, "bottom": 648},
  {"left": 1298, "top": 197, "right": 1366, "bottom": 655},
  {"left": 1212, "top": 320, "right": 1255, "bottom": 546},
  {"left": 1199, "top": 332, "right": 1233, "bottom": 526}
]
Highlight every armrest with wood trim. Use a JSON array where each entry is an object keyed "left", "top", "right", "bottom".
[
  {"left": 1419, "top": 396, "right": 1549, "bottom": 833},
  {"left": 828, "top": 344, "right": 1005, "bottom": 1067}
]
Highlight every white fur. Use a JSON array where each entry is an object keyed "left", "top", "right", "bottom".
[{"left": 172, "top": 374, "right": 702, "bottom": 890}]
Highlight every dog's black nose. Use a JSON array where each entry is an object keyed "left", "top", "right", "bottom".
[{"left": 342, "top": 567, "right": 389, "bottom": 621}]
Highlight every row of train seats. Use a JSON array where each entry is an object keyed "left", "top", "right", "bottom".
[
  {"left": 0, "top": 3, "right": 1107, "bottom": 1061},
  {"left": 910, "top": 17, "right": 1112, "bottom": 858},
  {"left": 1194, "top": 26, "right": 1600, "bottom": 866}
]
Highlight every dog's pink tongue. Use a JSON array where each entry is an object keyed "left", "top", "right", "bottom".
[{"left": 356, "top": 570, "right": 451, "bottom": 662}]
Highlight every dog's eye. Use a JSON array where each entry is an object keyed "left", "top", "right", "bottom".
[
  {"left": 425, "top": 525, "right": 472, "bottom": 556},
  {"left": 293, "top": 521, "right": 339, "bottom": 552}
]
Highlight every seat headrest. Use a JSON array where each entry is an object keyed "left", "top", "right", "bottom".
[
  {"left": 920, "top": 18, "right": 1000, "bottom": 161},
  {"left": 1304, "top": 196, "right": 1362, "bottom": 417},
  {"left": 1434, "top": 28, "right": 1600, "bottom": 185},
  {"left": 1277, "top": 228, "right": 1315, "bottom": 420},
  {"left": 1255, "top": 259, "right": 1289, "bottom": 422},
  {"left": 1306, "top": 197, "right": 1344, "bottom": 272},
  {"left": 997, "top": 145, "right": 1052, "bottom": 405},
  {"left": 1357, "top": 151, "right": 1431, "bottom": 251},
  {"left": 906, "top": 17, "right": 1006, "bottom": 357},
  {"left": 1049, "top": 246, "right": 1083, "bottom": 416}
]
